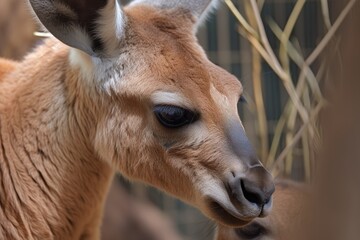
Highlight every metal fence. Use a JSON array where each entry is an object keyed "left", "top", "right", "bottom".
[{"left": 119, "top": 1, "right": 322, "bottom": 239}]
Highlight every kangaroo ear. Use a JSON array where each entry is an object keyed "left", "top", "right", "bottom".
[
  {"left": 131, "top": 0, "right": 220, "bottom": 28},
  {"left": 29, "top": 0, "right": 126, "bottom": 57}
]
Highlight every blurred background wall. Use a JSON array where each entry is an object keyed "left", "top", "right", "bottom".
[{"left": 313, "top": 1, "right": 360, "bottom": 239}]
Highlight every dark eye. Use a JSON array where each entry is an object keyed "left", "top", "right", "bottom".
[
  {"left": 235, "top": 223, "right": 266, "bottom": 239},
  {"left": 153, "top": 105, "right": 199, "bottom": 128}
]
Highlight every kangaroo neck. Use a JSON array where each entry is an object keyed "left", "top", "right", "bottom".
[{"left": 0, "top": 40, "right": 115, "bottom": 239}]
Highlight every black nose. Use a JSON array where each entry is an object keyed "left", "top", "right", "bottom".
[
  {"left": 229, "top": 165, "right": 274, "bottom": 207},
  {"left": 241, "top": 166, "right": 275, "bottom": 206}
]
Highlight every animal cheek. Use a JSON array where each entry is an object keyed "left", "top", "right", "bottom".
[{"left": 120, "top": 142, "right": 165, "bottom": 177}]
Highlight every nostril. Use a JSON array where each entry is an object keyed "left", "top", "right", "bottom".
[
  {"left": 227, "top": 167, "right": 274, "bottom": 208},
  {"left": 241, "top": 178, "right": 271, "bottom": 206}
]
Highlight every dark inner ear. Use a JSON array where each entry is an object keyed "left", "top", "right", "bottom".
[{"left": 57, "top": 0, "right": 109, "bottom": 51}]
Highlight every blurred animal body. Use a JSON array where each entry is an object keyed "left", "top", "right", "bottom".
[
  {"left": 0, "top": 0, "right": 274, "bottom": 239},
  {"left": 216, "top": 180, "right": 309, "bottom": 240},
  {"left": 0, "top": 0, "right": 37, "bottom": 59},
  {"left": 101, "top": 179, "right": 182, "bottom": 240}
]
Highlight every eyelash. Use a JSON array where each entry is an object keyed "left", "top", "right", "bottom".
[{"left": 153, "top": 105, "right": 199, "bottom": 128}]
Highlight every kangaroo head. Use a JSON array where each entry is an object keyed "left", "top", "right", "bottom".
[{"left": 30, "top": 0, "right": 274, "bottom": 226}]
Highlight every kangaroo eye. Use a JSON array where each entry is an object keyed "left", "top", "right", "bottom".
[{"left": 154, "top": 105, "right": 198, "bottom": 128}]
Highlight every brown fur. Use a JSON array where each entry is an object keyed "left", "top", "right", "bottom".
[
  {"left": 0, "top": 39, "right": 114, "bottom": 240},
  {"left": 0, "top": 3, "right": 268, "bottom": 239}
]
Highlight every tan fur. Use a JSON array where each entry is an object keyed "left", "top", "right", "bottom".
[
  {"left": 0, "top": 40, "right": 114, "bottom": 239},
  {"left": 0, "top": 58, "right": 17, "bottom": 81},
  {"left": 0, "top": 3, "right": 268, "bottom": 239},
  {"left": 216, "top": 180, "right": 310, "bottom": 240}
]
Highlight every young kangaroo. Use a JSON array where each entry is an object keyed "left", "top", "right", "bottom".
[
  {"left": 216, "top": 180, "right": 310, "bottom": 240},
  {"left": 0, "top": 0, "right": 274, "bottom": 239}
]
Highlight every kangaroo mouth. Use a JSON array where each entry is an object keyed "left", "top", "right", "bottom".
[
  {"left": 208, "top": 200, "right": 251, "bottom": 226},
  {"left": 203, "top": 190, "right": 268, "bottom": 227},
  {"left": 198, "top": 177, "right": 272, "bottom": 226}
]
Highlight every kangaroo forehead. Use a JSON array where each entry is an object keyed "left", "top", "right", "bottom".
[{"left": 121, "top": 4, "right": 243, "bottom": 98}]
